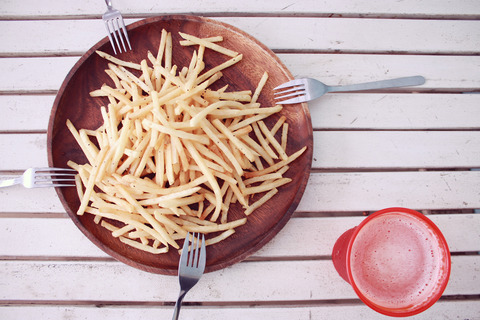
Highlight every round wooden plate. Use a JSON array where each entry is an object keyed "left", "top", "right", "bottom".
[{"left": 47, "top": 15, "right": 312, "bottom": 275}]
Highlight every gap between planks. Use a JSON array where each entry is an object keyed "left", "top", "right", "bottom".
[
  {"left": 2, "top": 50, "right": 480, "bottom": 59},
  {"left": 1, "top": 296, "right": 480, "bottom": 307},
  {"left": 0, "top": 208, "right": 477, "bottom": 219},
  {"left": 2, "top": 12, "right": 480, "bottom": 21}
]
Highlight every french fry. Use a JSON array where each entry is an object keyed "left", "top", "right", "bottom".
[
  {"left": 156, "top": 29, "right": 168, "bottom": 64},
  {"left": 182, "top": 218, "right": 247, "bottom": 233},
  {"left": 120, "top": 236, "right": 169, "bottom": 254},
  {"left": 76, "top": 146, "right": 109, "bottom": 215},
  {"left": 251, "top": 71, "right": 268, "bottom": 104},
  {"left": 243, "top": 167, "right": 288, "bottom": 185},
  {"left": 195, "top": 54, "right": 242, "bottom": 84},
  {"left": 271, "top": 115, "right": 287, "bottom": 136},
  {"left": 281, "top": 122, "right": 289, "bottom": 152},
  {"left": 209, "top": 105, "right": 281, "bottom": 118},
  {"left": 95, "top": 50, "right": 142, "bottom": 70},
  {"left": 180, "top": 35, "right": 223, "bottom": 46},
  {"left": 258, "top": 120, "right": 288, "bottom": 160},
  {"left": 189, "top": 101, "right": 246, "bottom": 127},
  {"left": 252, "top": 122, "right": 278, "bottom": 159},
  {"left": 212, "top": 119, "right": 258, "bottom": 162},
  {"left": 241, "top": 178, "right": 292, "bottom": 196},
  {"left": 244, "top": 147, "right": 307, "bottom": 178},
  {"left": 179, "top": 32, "right": 239, "bottom": 57},
  {"left": 245, "top": 188, "right": 279, "bottom": 216}
]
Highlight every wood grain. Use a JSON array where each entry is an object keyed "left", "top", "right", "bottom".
[{"left": 47, "top": 15, "right": 312, "bottom": 275}]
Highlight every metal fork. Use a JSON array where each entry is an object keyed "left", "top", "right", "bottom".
[
  {"left": 274, "top": 75, "right": 426, "bottom": 104},
  {"left": 102, "top": 0, "right": 132, "bottom": 54},
  {"left": 172, "top": 232, "right": 206, "bottom": 320},
  {"left": 0, "top": 167, "right": 76, "bottom": 188}
]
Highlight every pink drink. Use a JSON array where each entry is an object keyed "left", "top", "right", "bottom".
[{"left": 333, "top": 208, "right": 450, "bottom": 317}]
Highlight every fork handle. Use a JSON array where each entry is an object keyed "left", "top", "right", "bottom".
[
  {"left": 0, "top": 178, "right": 20, "bottom": 188},
  {"left": 327, "top": 76, "right": 425, "bottom": 93},
  {"left": 172, "top": 290, "right": 187, "bottom": 320},
  {"left": 104, "top": 0, "right": 113, "bottom": 9}
]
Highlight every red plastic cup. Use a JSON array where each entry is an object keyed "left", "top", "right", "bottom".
[{"left": 332, "top": 207, "right": 451, "bottom": 317}]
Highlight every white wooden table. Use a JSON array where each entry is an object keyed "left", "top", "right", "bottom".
[{"left": 1, "top": 1, "right": 480, "bottom": 319}]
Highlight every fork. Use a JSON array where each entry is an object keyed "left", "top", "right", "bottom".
[
  {"left": 172, "top": 232, "right": 206, "bottom": 320},
  {"left": 274, "top": 75, "right": 426, "bottom": 104},
  {"left": 0, "top": 167, "right": 76, "bottom": 188},
  {"left": 102, "top": 0, "right": 132, "bottom": 54}
]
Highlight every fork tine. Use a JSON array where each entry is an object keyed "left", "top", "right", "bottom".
[
  {"left": 188, "top": 232, "right": 197, "bottom": 267},
  {"left": 104, "top": 21, "right": 118, "bottom": 55},
  {"left": 34, "top": 183, "right": 76, "bottom": 188},
  {"left": 179, "top": 232, "right": 191, "bottom": 269},
  {"left": 109, "top": 20, "right": 122, "bottom": 53},
  {"left": 35, "top": 173, "right": 76, "bottom": 178},
  {"left": 192, "top": 233, "right": 200, "bottom": 267},
  {"left": 35, "top": 167, "right": 76, "bottom": 172},
  {"left": 113, "top": 18, "right": 127, "bottom": 52},
  {"left": 198, "top": 233, "right": 206, "bottom": 270},
  {"left": 33, "top": 174, "right": 76, "bottom": 186},
  {"left": 34, "top": 175, "right": 76, "bottom": 187},
  {"left": 34, "top": 168, "right": 76, "bottom": 177},
  {"left": 38, "top": 177, "right": 76, "bottom": 182},
  {"left": 274, "top": 88, "right": 307, "bottom": 101},
  {"left": 276, "top": 94, "right": 308, "bottom": 105},
  {"left": 274, "top": 78, "right": 306, "bottom": 90},
  {"left": 35, "top": 168, "right": 76, "bottom": 173},
  {"left": 118, "top": 18, "right": 132, "bottom": 51},
  {"left": 273, "top": 85, "right": 305, "bottom": 97},
  {"left": 275, "top": 90, "right": 307, "bottom": 102}
]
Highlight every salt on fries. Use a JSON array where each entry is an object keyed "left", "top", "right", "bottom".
[{"left": 66, "top": 30, "right": 307, "bottom": 255}]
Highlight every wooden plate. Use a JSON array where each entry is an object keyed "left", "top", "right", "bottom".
[{"left": 47, "top": 15, "right": 312, "bottom": 275}]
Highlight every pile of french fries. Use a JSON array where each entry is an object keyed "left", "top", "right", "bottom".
[{"left": 66, "top": 29, "right": 306, "bottom": 255}]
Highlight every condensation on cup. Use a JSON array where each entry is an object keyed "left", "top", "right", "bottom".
[{"left": 332, "top": 207, "right": 451, "bottom": 317}]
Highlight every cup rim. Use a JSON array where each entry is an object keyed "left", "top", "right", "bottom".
[{"left": 345, "top": 207, "right": 451, "bottom": 317}]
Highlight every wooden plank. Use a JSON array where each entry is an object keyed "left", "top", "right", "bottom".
[
  {"left": 0, "top": 57, "right": 78, "bottom": 93},
  {"left": 0, "top": 95, "right": 54, "bottom": 132},
  {"left": 0, "top": 183, "right": 65, "bottom": 214},
  {"left": 297, "top": 171, "right": 480, "bottom": 212},
  {"left": 312, "top": 131, "right": 480, "bottom": 169},
  {"left": 2, "top": 130, "right": 479, "bottom": 170},
  {"left": 1, "top": 0, "right": 479, "bottom": 18},
  {"left": 0, "top": 256, "right": 478, "bottom": 301},
  {"left": 0, "top": 217, "right": 106, "bottom": 258},
  {"left": 1, "top": 300, "right": 480, "bottom": 320},
  {"left": 1, "top": 55, "right": 478, "bottom": 93},
  {"left": 2, "top": 93, "right": 479, "bottom": 131},
  {"left": 216, "top": 17, "right": 480, "bottom": 54},
  {"left": 1, "top": 171, "right": 479, "bottom": 213},
  {"left": 308, "top": 93, "right": 480, "bottom": 130},
  {"left": 1, "top": 18, "right": 479, "bottom": 55},
  {"left": 0, "top": 134, "right": 47, "bottom": 170},
  {"left": 1, "top": 214, "right": 478, "bottom": 258}
]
